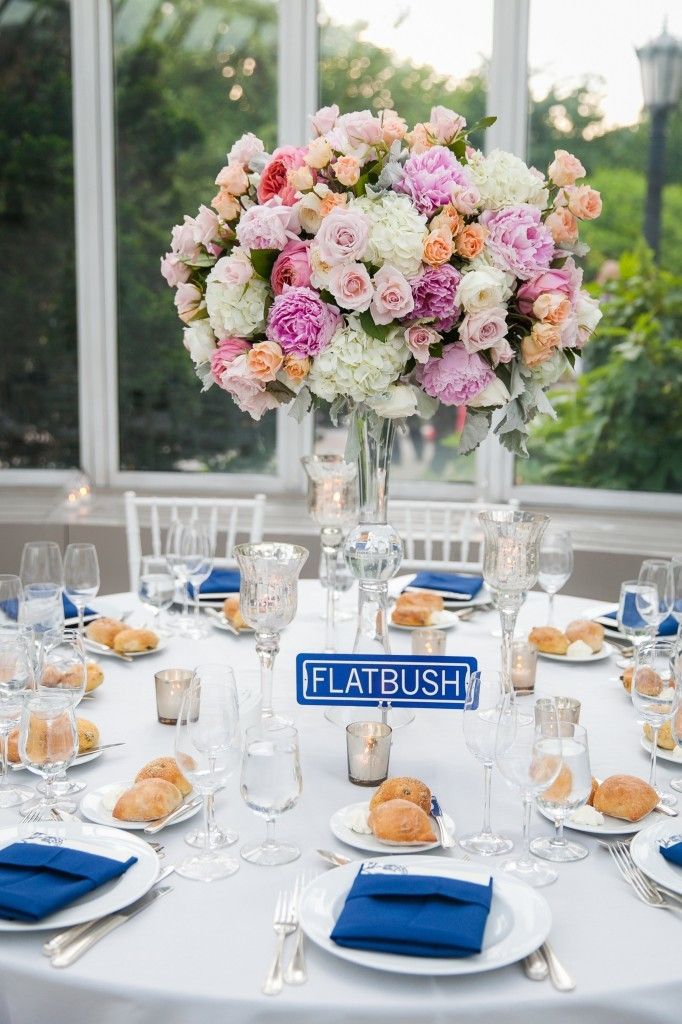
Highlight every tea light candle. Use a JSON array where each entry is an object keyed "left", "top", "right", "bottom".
[
  {"left": 411, "top": 627, "right": 446, "bottom": 656},
  {"left": 346, "top": 722, "right": 392, "bottom": 786},
  {"left": 154, "top": 668, "right": 193, "bottom": 725},
  {"left": 510, "top": 640, "right": 537, "bottom": 693}
]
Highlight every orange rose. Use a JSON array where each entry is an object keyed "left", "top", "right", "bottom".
[
  {"left": 545, "top": 207, "right": 578, "bottom": 244},
  {"left": 547, "top": 149, "right": 586, "bottom": 188},
  {"left": 567, "top": 185, "right": 602, "bottom": 221},
  {"left": 521, "top": 323, "right": 561, "bottom": 368},
  {"left": 211, "top": 188, "right": 240, "bottom": 221},
  {"left": 246, "top": 341, "right": 284, "bottom": 382},
  {"left": 282, "top": 354, "right": 311, "bottom": 383},
  {"left": 423, "top": 228, "right": 453, "bottom": 267},
  {"left": 532, "top": 292, "right": 572, "bottom": 325},
  {"left": 455, "top": 223, "right": 487, "bottom": 260},
  {"left": 319, "top": 192, "right": 347, "bottom": 218}
]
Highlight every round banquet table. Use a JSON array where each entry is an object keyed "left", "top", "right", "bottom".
[{"left": 0, "top": 581, "right": 679, "bottom": 1024}]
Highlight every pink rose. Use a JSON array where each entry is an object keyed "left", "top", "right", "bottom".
[
  {"left": 211, "top": 249, "right": 253, "bottom": 287},
  {"left": 160, "top": 252, "right": 189, "bottom": 287},
  {"left": 327, "top": 110, "right": 383, "bottom": 158},
  {"left": 449, "top": 182, "right": 481, "bottom": 216},
  {"left": 489, "top": 336, "right": 515, "bottom": 367},
  {"left": 192, "top": 205, "right": 220, "bottom": 248},
  {"left": 257, "top": 145, "right": 309, "bottom": 206},
  {"left": 380, "top": 110, "right": 408, "bottom": 144},
  {"left": 429, "top": 105, "right": 466, "bottom": 143},
  {"left": 227, "top": 132, "right": 264, "bottom": 168},
  {"left": 328, "top": 262, "right": 373, "bottom": 312},
  {"left": 210, "top": 337, "right": 251, "bottom": 384},
  {"left": 171, "top": 216, "right": 199, "bottom": 259},
  {"left": 309, "top": 104, "right": 339, "bottom": 137},
  {"left": 404, "top": 325, "right": 440, "bottom": 364},
  {"left": 271, "top": 240, "right": 312, "bottom": 295},
  {"left": 313, "top": 208, "right": 370, "bottom": 265},
  {"left": 548, "top": 149, "right": 586, "bottom": 188},
  {"left": 332, "top": 156, "right": 361, "bottom": 187},
  {"left": 216, "top": 353, "right": 280, "bottom": 420},
  {"left": 545, "top": 207, "right": 578, "bottom": 244},
  {"left": 516, "top": 266, "right": 580, "bottom": 315},
  {"left": 236, "top": 197, "right": 298, "bottom": 252},
  {"left": 246, "top": 340, "right": 284, "bottom": 382},
  {"left": 567, "top": 185, "right": 602, "bottom": 220},
  {"left": 211, "top": 189, "right": 240, "bottom": 221},
  {"left": 215, "top": 163, "right": 249, "bottom": 195},
  {"left": 408, "top": 123, "right": 432, "bottom": 154},
  {"left": 174, "top": 282, "right": 202, "bottom": 324},
  {"left": 459, "top": 306, "right": 508, "bottom": 354},
  {"left": 370, "top": 264, "right": 414, "bottom": 325}
]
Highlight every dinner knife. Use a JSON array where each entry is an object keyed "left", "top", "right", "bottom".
[
  {"left": 50, "top": 886, "right": 172, "bottom": 967},
  {"left": 11, "top": 742, "right": 126, "bottom": 771},
  {"left": 84, "top": 638, "right": 134, "bottom": 663},
  {"left": 430, "top": 795, "right": 456, "bottom": 849},
  {"left": 522, "top": 947, "right": 549, "bottom": 981},
  {"left": 143, "top": 795, "right": 203, "bottom": 834}
]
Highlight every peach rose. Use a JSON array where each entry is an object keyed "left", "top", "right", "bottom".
[
  {"left": 319, "top": 192, "right": 347, "bottom": 218},
  {"left": 246, "top": 340, "right": 284, "bottom": 382},
  {"left": 455, "top": 223, "right": 487, "bottom": 260},
  {"left": 545, "top": 207, "right": 578, "bottom": 244},
  {"left": 282, "top": 354, "right": 311, "bottom": 383},
  {"left": 532, "top": 292, "right": 572, "bottom": 325},
  {"left": 408, "top": 123, "right": 433, "bottom": 154},
  {"left": 431, "top": 205, "right": 462, "bottom": 236},
  {"left": 332, "top": 156, "right": 361, "bottom": 187},
  {"left": 287, "top": 165, "right": 314, "bottom": 191},
  {"left": 548, "top": 149, "right": 586, "bottom": 188},
  {"left": 521, "top": 322, "right": 561, "bottom": 367},
  {"left": 305, "top": 137, "right": 333, "bottom": 169},
  {"left": 211, "top": 188, "right": 240, "bottom": 221},
  {"left": 381, "top": 111, "right": 408, "bottom": 144},
  {"left": 215, "top": 163, "right": 249, "bottom": 195},
  {"left": 423, "top": 228, "right": 453, "bottom": 267},
  {"left": 567, "top": 186, "right": 602, "bottom": 221}
]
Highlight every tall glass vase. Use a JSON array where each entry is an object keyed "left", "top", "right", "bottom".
[{"left": 343, "top": 406, "right": 403, "bottom": 655}]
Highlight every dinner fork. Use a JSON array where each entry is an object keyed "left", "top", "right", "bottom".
[
  {"left": 284, "top": 874, "right": 311, "bottom": 986},
  {"left": 613, "top": 840, "right": 682, "bottom": 906},
  {"left": 21, "top": 806, "right": 60, "bottom": 824},
  {"left": 262, "top": 888, "right": 297, "bottom": 996},
  {"left": 605, "top": 841, "right": 682, "bottom": 911}
]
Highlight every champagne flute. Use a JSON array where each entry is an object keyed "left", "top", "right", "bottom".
[
  {"left": 0, "top": 634, "right": 34, "bottom": 806},
  {"left": 631, "top": 638, "right": 677, "bottom": 808},
  {"left": 20, "top": 694, "right": 78, "bottom": 818},
  {"left": 175, "top": 664, "right": 241, "bottom": 881},
  {"left": 532, "top": 723, "right": 592, "bottom": 862},
  {"left": 0, "top": 575, "right": 24, "bottom": 624},
  {"left": 537, "top": 530, "right": 573, "bottom": 625},
  {"left": 638, "top": 559, "right": 673, "bottom": 637},
  {"left": 495, "top": 695, "right": 562, "bottom": 887},
  {"left": 64, "top": 543, "right": 100, "bottom": 638},
  {"left": 240, "top": 721, "right": 302, "bottom": 866},
  {"left": 460, "top": 671, "right": 513, "bottom": 856},
  {"left": 138, "top": 556, "right": 175, "bottom": 633}
]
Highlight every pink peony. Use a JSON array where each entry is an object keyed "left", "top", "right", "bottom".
[
  {"left": 419, "top": 343, "right": 495, "bottom": 405},
  {"left": 548, "top": 150, "right": 586, "bottom": 188},
  {"left": 211, "top": 338, "right": 251, "bottom": 385},
  {"left": 404, "top": 324, "right": 440, "bottom": 364},
  {"left": 409, "top": 264, "right": 462, "bottom": 332},
  {"left": 193, "top": 205, "right": 220, "bottom": 248},
  {"left": 459, "top": 306, "right": 508, "bottom": 354},
  {"left": 227, "top": 132, "right": 264, "bottom": 168},
  {"left": 516, "top": 263, "right": 582, "bottom": 314},
  {"left": 328, "top": 262, "right": 373, "bottom": 312},
  {"left": 211, "top": 249, "right": 253, "bottom": 287},
  {"left": 310, "top": 104, "right": 339, "bottom": 137},
  {"left": 215, "top": 353, "right": 279, "bottom": 420},
  {"left": 266, "top": 286, "right": 340, "bottom": 357},
  {"left": 271, "top": 240, "right": 312, "bottom": 295},
  {"left": 480, "top": 204, "right": 555, "bottom": 281},
  {"left": 160, "top": 252, "right": 189, "bottom": 287},
  {"left": 236, "top": 198, "right": 298, "bottom": 252},
  {"left": 257, "top": 146, "right": 309, "bottom": 206},
  {"left": 313, "top": 208, "right": 370, "bottom": 265},
  {"left": 429, "top": 105, "right": 466, "bottom": 143},
  {"left": 396, "top": 146, "right": 471, "bottom": 216},
  {"left": 370, "top": 264, "right": 414, "bottom": 325}
]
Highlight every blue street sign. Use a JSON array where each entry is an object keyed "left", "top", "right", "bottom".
[{"left": 296, "top": 653, "right": 477, "bottom": 709}]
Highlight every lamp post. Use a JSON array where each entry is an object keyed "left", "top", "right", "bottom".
[{"left": 636, "top": 24, "right": 682, "bottom": 259}]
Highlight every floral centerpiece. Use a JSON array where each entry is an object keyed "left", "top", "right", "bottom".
[{"left": 162, "top": 104, "right": 602, "bottom": 458}]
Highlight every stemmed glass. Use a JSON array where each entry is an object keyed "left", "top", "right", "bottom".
[
  {"left": 240, "top": 721, "right": 302, "bottom": 866},
  {"left": 19, "top": 694, "right": 78, "bottom": 819},
  {"left": 495, "top": 695, "right": 563, "bottom": 887},
  {"left": 20, "top": 541, "right": 65, "bottom": 645},
  {"left": 301, "top": 455, "right": 358, "bottom": 652},
  {"left": 671, "top": 556, "right": 682, "bottom": 647},
  {"left": 166, "top": 521, "right": 213, "bottom": 636},
  {"left": 460, "top": 671, "right": 513, "bottom": 856},
  {"left": 617, "top": 580, "right": 656, "bottom": 652},
  {"left": 0, "top": 575, "right": 24, "bottom": 624},
  {"left": 478, "top": 511, "right": 549, "bottom": 694},
  {"left": 187, "top": 533, "right": 214, "bottom": 640},
  {"left": 175, "top": 664, "right": 242, "bottom": 881},
  {"left": 670, "top": 698, "right": 682, "bottom": 794},
  {"left": 638, "top": 559, "right": 673, "bottom": 637},
  {"left": 20, "top": 541, "right": 64, "bottom": 590},
  {"left": 33, "top": 629, "right": 88, "bottom": 798},
  {"left": 631, "top": 638, "right": 677, "bottom": 808},
  {"left": 0, "top": 634, "right": 34, "bottom": 806},
  {"left": 537, "top": 530, "right": 573, "bottom": 625},
  {"left": 234, "top": 543, "right": 308, "bottom": 724},
  {"left": 532, "top": 723, "right": 592, "bottom": 862},
  {"left": 64, "top": 543, "right": 100, "bottom": 638},
  {"left": 138, "top": 556, "right": 176, "bottom": 634}
]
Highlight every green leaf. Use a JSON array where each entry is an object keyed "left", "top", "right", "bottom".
[
  {"left": 428, "top": 341, "right": 444, "bottom": 358},
  {"left": 249, "top": 248, "right": 279, "bottom": 280},
  {"left": 359, "top": 310, "right": 391, "bottom": 341},
  {"left": 458, "top": 410, "right": 492, "bottom": 454},
  {"left": 179, "top": 252, "right": 216, "bottom": 268},
  {"left": 266, "top": 378, "right": 296, "bottom": 402},
  {"left": 467, "top": 115, "right": 497, "bottom": 133}
]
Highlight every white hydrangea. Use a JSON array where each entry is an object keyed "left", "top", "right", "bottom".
[
  {"left": 205, "top": 272, "right": 268, "bottom": 338},
  {"left": 351, "top": 193, "right": 426, "bottom": 279},
  {"left": 467, "top": 149, "right": 549, "bottom": 211},
  {"left": 307, "top": 317, "right": 409, "bottom": 404}
]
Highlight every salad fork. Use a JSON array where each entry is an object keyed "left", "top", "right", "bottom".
[
  {"left": 262, "top": 888, "right": 297, "bottom": 996},
  {"left": 605, "top": 841, "right": 682, "bottom": 911}
]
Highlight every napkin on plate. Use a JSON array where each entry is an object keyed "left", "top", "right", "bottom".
[
  {"left": 330, "top": 866, "right": 493, "bottom": 958},
  {"left": 0, "top": 842, "right": 138, "bottom": 923},
  {"left": 0, "top": 596, "right": 98, "bottom": 625},
  {"left": 188, "top": 568, "right": 240, "bottom": 600},
  {"left": 660, "top": 840, "right": 682, "bottom": 867},
  {"left": 403, "top": 572, "right": 484, "bottom": 602},
  {"left": 594, "top": 596, "right": 677, "bottom": 637}
]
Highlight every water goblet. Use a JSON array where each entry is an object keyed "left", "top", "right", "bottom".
[
  {"left": 175, "top": 664, "right": 242, "bottom": 881},
  {"left": 234, "top": 543, "right": 308, "bottom": 724},
  {"left": 460, "top": 671, "right": 514, "bottom": 856},
  {"left": 138, "top": 556, "right": 176, "bottom": 634},
  {"left": 64, "top": 543, "right": 100, "bottom": 639},
  {"left": 240, "top": 721, "right": 302, "bottom": 866},
  {"left": 0, "top": 575, "right": 24, "bottom": 624},
  {"left": 638, "top": 559, "right": 673, "bottom": 636},
  {"left": 20, "top": 694, "right": 78, "bottom": 818},
  {"left": 495, "top": 695, "right": 562, "bottom": 887},
  {"left": 187, "top": 533, "right": 214, "bottom": 640},
  {"left": 532, "top": 723, "right": 592, "bottom": 862},
  {"left": 0, "top": 635, "right": 34, "bottom": 806},
  {"left": 20, "top": 541, "right": 64, "bottom": 588},
  {"left": 537, "top": 530, "right": 573, "bottom": 625},
  {"left": 631, "top": 638, "right": 677, "bottom": 808}
]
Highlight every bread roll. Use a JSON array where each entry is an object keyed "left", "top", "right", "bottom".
[
  {"left": 7, "top": 715, "right": 97, "bottom": 763},
  {"left": 135, "top": 757, "right": 192, "bottom": 797},
  {"left": 528, "top": 626, "right": 569, "bottom": 655},
  {"left": 223, "top": 595, "right": 247, "bottom": 630},
  {"left": 87, "top": 617, "right": 127, "bottom": 648},
  {"left": 632, "top": 666, "right": 663, "bottom": 698},
  {"left": 593, "top": 775, "right": 658, "bottom": 822},
  {"left": 112, "top": 628, "right": 158, "bottom": 653},
  {"left": 368, "top": 799, "right": 437, "bottom": 844},
  {"left": 391, "top": 592, "right": 443, "bottom": 627},
  {"left": 643, "top": 721, "right": 675, "bottom": 751},
  {"left": 620, "top": 666, "right": 633, "bottom": 692},
  {"left": 586, "top": 776, "right": 599, "bottom": 806},
  {"left": 541, "top": 764, "right": 573, "bottom": 803},
  {"left": 565, "top": 619, "right": 605, "bottom": 653},
  {"left": 85, "top": 662, "right": 104, "bottom": 693},
  {"left": 369, "top": 776, "right": 432, "bottom": 815},
  {"left": 112, "top": 779, "right": 182, "bottom": 822}
]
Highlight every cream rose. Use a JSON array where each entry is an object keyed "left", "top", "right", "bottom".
[{"left": 456, "top": 267, "right": 513, "bottom": 314}]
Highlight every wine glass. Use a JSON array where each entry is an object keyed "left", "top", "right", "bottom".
[
  {"left": 671, "top": 556, "right": 682, "bottom": 647},
  {"left": 495, "top": 695, "right": 563, "bottom": 887},
  {"left": 240, "top": 721, "right": 302, "bottom": 866},
  {"left": 20, "top": 541, "right": 64, "bottom": 589},
  {"left": 234, "top": 543, "right": 309, "bottom": 724},
  {"left": 34, "top": 629, "right": 87, "bottom": 797},
  {"left": 532, "top": 722, "right": 592, "bottom": 862},
  {"left": 631, "top": 638, "right": 677, "bottom": 808},
  {"left": 186, "top": 526, "right": 214, "bottom": 640},
  {"left": 0, "top": 634, "right": 34, "bottom": 806},
  {"left": 166, "top": 521, "right": 212, "bottom": 636},
  {"left": 175, "top": 664, "right": 241, "bottom": 881},
  {"left": 20, "top": 583, "right": 65, "bottom": 641},
  {"left": 19, "top": 694, "right": 78, "bottom": 818},
  {"left": 669, "top": 698, "right": 682, "bottom": 794},
  {"left": 460, "top": 671, "right": 513, "bottom": 856},
  {"left": 0, "top": 575, "right": 24, "bottom": 624},
  {"left": 638, "top": 559, "right": 673, "bottom": 637},
  {"left": 617, "top": 580, "right": 656, "bottom": 652},
  {"left": 64, "top": 543, "right": 100, "bottom": 638},
  {"left": 537, "top": 530, "right": 573, "bottom": 625},
  {"left": 138, "top": 556, "right": 175, "bottom": 634}
]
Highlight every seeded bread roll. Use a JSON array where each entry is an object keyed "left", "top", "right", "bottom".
[{"left": 369, "top": 776, "right": 432, "bottom": 815}]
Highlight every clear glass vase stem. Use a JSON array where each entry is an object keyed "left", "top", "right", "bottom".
[
  {"left": 255, "top": 630, "right": 279, "bottom": 719},
  {"left": 321, "top": 528, "right": 342, "bottom": 653}
]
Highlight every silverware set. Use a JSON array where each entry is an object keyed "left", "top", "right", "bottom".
[
  {"left": 263, "top": 875, "right": 311, "bottom": 995},
  {"left": 600, "top": 839, "right": 682, "bottom": 911},
  {"left": 523, "top": 942, "right": 575, "bottom": 991}
]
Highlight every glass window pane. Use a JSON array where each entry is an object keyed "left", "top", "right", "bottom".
[
  {"left": 0, "top": 0, "right": 78, "bottom": 469},
  {"left": 114, "top": 0, "right": 278, "bottom": 474},
  {"left": 518, "top": 0, "right": 682, "bottom": 494},
  {"left": 316, "top": 0, "right": 493, "bottom": 485}
]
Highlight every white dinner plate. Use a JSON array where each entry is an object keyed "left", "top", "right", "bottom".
[
  {"left": 330, "top": 802, "right": 455, "bottom": 854},
  {"left": 630, "top": 820, "right": 682, "bottom": 896},
  {"left": 84, "top": 636, "right": 167, "bottom": 659},
  {"left": 299, "top": 856, "right": 551, "bottom": 977},
  {"left": 11, "top": 748, "right": 103, "bottom": 773},
  {"left": 79, "top": 782, "right": 201, "bottom": 831},
  {"left": 389, "top": 607, "right": 460, "bottom": 632},
  {"left": 207, "top": 613, "right": 254, "bottom": 635},
  {"left": 400, "top": 585, "right": 491, "bottom": 608},
  {"left": 537, "top": 804, "right": 657, "bottom": 836},
  {"left": 640, "top": 736, "right": 682, "bottom": 766},
  {"left": 0, "top": 821, "right": 160, "bottom": 931},
  {"left": 536, "top": 642, "right": 616, "bottom": 664}
]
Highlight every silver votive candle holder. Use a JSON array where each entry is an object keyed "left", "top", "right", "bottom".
[
  {"left": 154, "top": 668, "right": 193, "bottom": 725},
  {"left": 535, "top": 696, "right": 581, "bottom": 736},
  {"left": 411, "top": 627, "right": 447, "bottom": 656},
  {"left": 346, "top": 722, "right": 392, "bottom": 786},
  {"left": 510, "top": 640, "right": 537, "bottom": 694}
]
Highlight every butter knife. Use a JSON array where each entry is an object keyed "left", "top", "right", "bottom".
[
  {"left": 11, "top": 741, "right": 126, "bottom": 771},
  {"left": 51, "top": 886, "right": 172, "bottom": 967},
  {"left": 540, "top": 941, "right": 575, "bottom": 992},
  {"left": 143, "top": 795, "right": 202, "bottom": 834},
  {"left": 84, "top": 638, "right": 133, "bottom": 663},
  {"left": 430, "top": 795, "right": 456, "bottom": 848},
  {"left": 522, "top": 947, "right": 549, "bottom": 981}
]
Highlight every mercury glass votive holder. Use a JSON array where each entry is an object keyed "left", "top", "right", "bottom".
[
  {"left": 411, "top": 627, "right": 447, "bottom": 656},
  {"left": 535, "top": 696, "right": 581, "bottom": 736},
  {"left": 510, "top": 640, "right": 537, "bottom": 695},
  {"left": 346, "top": 722, "right": 392, "bottom": 786},
  {"left": 155, "top": 668, "right": 193, "bottom": 725}
]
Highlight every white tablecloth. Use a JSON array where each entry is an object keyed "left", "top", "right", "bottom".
[{"left": 0, "top": 582, "right": 679, "bottom": 1024}]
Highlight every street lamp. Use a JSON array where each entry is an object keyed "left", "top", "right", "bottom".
[{"left": 636, "top": 23, "right": 682, "bottom": 258}]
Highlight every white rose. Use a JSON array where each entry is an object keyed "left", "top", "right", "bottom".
[
  {"left": 183, "top": 320, "right": 216, "bottom": 366},
  {"left": 351, "top": 193, "right": 427, "bottom": 279},
  {"left": 467, "top": 376, "right": 510, "bottom": 408},
  {"left": 296, "top": 192, "right": 323, "bottom": 234},
  {"left": 369, "top": 384, "right": 419, "bottom": 419},
  {"left": 467, "top": 149, "right": 549, "bottom": 211},
  {"left": 308, "top": 317, "right": 409, "bottom": 404},
  {"left": 456, "top": 268, "right": 513, "bottom": 314},
  {"left": 576, "top": 291, "right": 602, "bottom": 336},
  {"left": 205, "top": 273, "right": 268, "bottom": 339}
]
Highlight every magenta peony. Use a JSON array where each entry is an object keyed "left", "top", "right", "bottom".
[
  {"left": 395, "top": 146, "right": 471, "bottom": 216},
  {"left": 419, "top": 343, "right": 494, "bottom": 405},
  {"left": 409, "top": 264, "right": 462, "bottom": 332},
  {"left": 480, "top": 204, "right": 554, "bottom": 281},
  {"left": 266, "top": 286, "right": 340, "bottom": 357}
]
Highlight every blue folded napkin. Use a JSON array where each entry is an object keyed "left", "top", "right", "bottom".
[
  {"left": 404, "top": 572, "right": 483, "bottom": 602},
  {"left": 0, "top": 595, "right": 97, "bottom": 624},
  {"left": 0, "top": 842, "right": 137, "bottom": 923},
  {"left": 660, "top": 841, "right": 682, "bottom": 867},
  {"left": 189, "top": 568, "right": 240, "bottom": 600},
  {"left": 330, "top": 867, "right": 493, "bottom": 958},
  {"left": 598, "top": 600, "right": 677, "bottom": 638}
]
